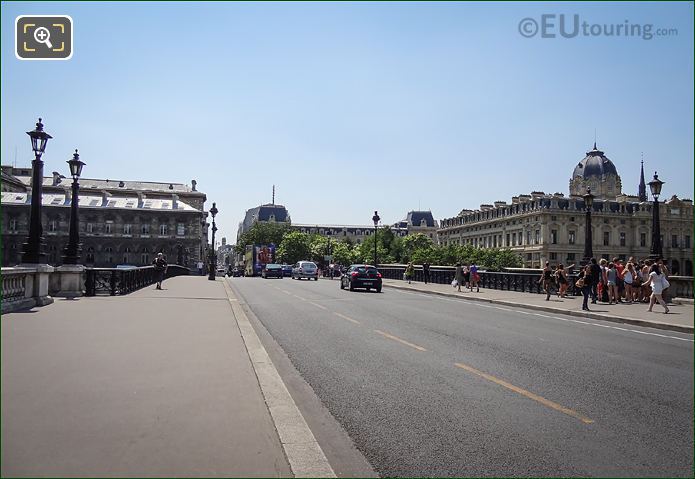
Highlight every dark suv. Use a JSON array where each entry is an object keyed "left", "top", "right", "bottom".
[
  {"left": 340, "top": 264, "right": 382, "bottom": 292},
  {"left": 262, "top": 264, "right": 284, "bottom": 279}
]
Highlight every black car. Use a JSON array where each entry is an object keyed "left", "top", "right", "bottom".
[
  {"left": 340, "top": 264, "right": 382, "bottom": 292},
  {"left": 262, "top": 264, "right": 284, "bottom": 279},
  {"left": 231, "top": 267, "right": 243, "bottom": 277},
  {"left": 281, "top": 264, "right": 293, "bottom": 277}
]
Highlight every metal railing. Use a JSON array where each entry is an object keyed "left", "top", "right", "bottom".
[
  {"left": 377, "top": 265, "right": 580, "bottom": 295},
  {"left": 84, "top": 265, "right": 190, "bottom": 296}
]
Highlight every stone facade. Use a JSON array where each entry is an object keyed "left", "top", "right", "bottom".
[
  {"left": 438, "top": 145, "right": 693, "bottom": 275},
  {"left": 1, "top": 166, "right": 209, "bottom": 269}
]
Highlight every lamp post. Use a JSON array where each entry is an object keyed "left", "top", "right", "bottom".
[
  {"left": 62, "top": 149, "right": 85, "bottom": 264},
  {"left": 22, "top": 118, "right": 52, "bottom": 264},
  {"left": 372, "top": 210, "right": 380, "bottom": 266},
  {"left": 582, "top": 187, "right": 595, "bottom": 264},
  {"left": 648, "top": 172, "right": 664, "bottom": 260},
  {"left": 208, "top": 202, "right": 218, "bottom": 280}
]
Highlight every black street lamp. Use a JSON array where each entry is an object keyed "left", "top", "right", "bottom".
[
  {"left": 62, "top": 149, "right": 85, "bottom": 264},
  {"left": 372, "top": 210, "right": 380, "bottom": 266},
  {"left": 21, "top": 118, "right": 52, "bottom": 264},
  {"left": 648, "top": 171, "right": 665, "bottom": 260},
  {"left": 208, "top": 202, "right": 218, "bottom": 280},
  {"left": 582, "top": 187, "right": 594, "bottom": 264}
]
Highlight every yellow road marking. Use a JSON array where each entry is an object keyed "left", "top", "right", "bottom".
[
  {"left": 374, "top": 330, "right": 427, "bottom": 352},
  {"left": 334, "top": 312, "right": 361, "bottom": 325},
  {"left": 309, "top": 302, "right": 327, "bottom": 310},
  {"left": 454, "top": 362, "right": 594, "bottom": 424}
]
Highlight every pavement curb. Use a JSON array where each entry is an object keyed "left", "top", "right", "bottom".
[
  {"left": 383, "top": 282, "right": 694, "bottom": 334},
  {"left": 222, "top": 279, "right": 336, "bottom": 478}
]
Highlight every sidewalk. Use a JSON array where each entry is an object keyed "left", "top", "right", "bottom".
[
  {"left": 382, "top": 279, "right": 694, "bottom": 334},
  {"left": 1, "top": 277, "right": 295, "bottom": 477}
]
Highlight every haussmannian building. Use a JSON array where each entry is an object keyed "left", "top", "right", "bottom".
[
  {"left": 1, "top": 166, "right": 209, "bottom": 270},
  {"left": 437, "top": 144, "right": 693, "bottom": 275}
]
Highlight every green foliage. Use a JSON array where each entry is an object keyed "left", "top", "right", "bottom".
[
  {"left": 237, "top": 222, "right": 290, "bottom": 249},
  {"left": 276, "top": 231, "right": 311, "bottom": 264},
  {"left": 331, "top": 241, "right": 358, "bottom": 266},
  {"left": 400, "top": 233, "right": 434, "bottom": 262}
]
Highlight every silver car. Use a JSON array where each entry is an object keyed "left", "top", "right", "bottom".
[{"left": 292, "top": 261, "right": 319, "bottom": 280}]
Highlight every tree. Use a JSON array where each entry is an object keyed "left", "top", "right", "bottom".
[
  {"left": 331, "top": 241, "right": 357, "bottom": 267},
  {"left": 277, "top": 231, "right": 311, "bottom": 264},
  {"left": 400, "top": 233, "right": 434, "bottom": 262},
  {"left": 236, "top": 222, "right": 290, "bottom": 250}
]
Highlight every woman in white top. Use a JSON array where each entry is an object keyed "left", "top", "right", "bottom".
[
  {"left": 647, "top": 263, "right": 670, "bottom": 314},
  {"left": 622, "top": 262, "right": 635, "bottom": 304}
]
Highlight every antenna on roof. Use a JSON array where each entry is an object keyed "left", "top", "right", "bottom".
[{"left": 272, "top": 185, "right": 275, "bottom": 205}]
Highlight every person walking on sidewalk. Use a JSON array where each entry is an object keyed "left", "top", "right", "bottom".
[
  {"left": 423, "top": 262, "right": 431, "bottom": 284},
  {"left": 405, "top": 262, "right": 415, "bottom": 284},
  {"left": 647, "top": 263, "right": 670, "bottom": 314},
  {"left": 606, "top": 262, "right": 619, "bottom": 304},
  {"left": 463, "top": 264, "right": 471, "bottom": 290},
  {"left": 153, "top": 252, "right": 168, "bottom": 290},
  {"left": 589, "top": 258, "right": 601, "bottom": 304},
  {"left": 540, "top": 261, "right": 554, "bottom": 301},
  {"left": 454, "top": 263, "right": 464, "bottom": 292},
  {"left": 555, "top": 263, "right": 569, "bottom": 298},
  {"left": 577, "top": 265, "right": 593, "bottom": 311},
  {"left": 470, "top": 263, "right": 480, "bottom": 292}
]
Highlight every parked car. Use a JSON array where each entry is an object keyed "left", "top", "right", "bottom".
[
  {"left": 231, "top": 267, "right": 243, "bottom": 277},
  {"left": 216, "top": 267, "right": 226, "bottom": 276},
  {"left": 281, "top": 264, "right": 293, "bottom": 277},
  {"left": 340, "top": 264, "right": 382, "bottom": 292},
  {"left": 292, "top": 261, "right": 319, "bottom": 280},
  {"left": 262, "top": 263, "right": 284, "bottom": 279}
]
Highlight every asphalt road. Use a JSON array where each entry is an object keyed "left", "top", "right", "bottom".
[{"left": 228, "top": 276, "right": 694, "bottom": 477}]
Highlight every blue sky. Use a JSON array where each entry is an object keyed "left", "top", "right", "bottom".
[{"left": 2, "top": 1, "right": 693, "bottom": 242}]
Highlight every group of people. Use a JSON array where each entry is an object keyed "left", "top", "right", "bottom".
[
  {"left": 452, "top": 263, "right": 480, "bottom": 292},
  {"left": 403, "top": 262, "right": 433, "bottom": 284},
  {"left": 573, "top": 257, "right": 671, "bottom": 313}
]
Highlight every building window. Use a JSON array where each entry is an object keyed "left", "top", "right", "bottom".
[
  {"left": 551, "top": 229, "right": 557, "bottom": 244},
  {"left": 123, "top": 247, "right": 131, "bottom": 264},
  {"left": 86, "top": 247, "right": 95, "bottom": 263},
  {"left": 534, "top": 230, "right": 540, "bottom": 245},
  {"left": 177, "top": 223, "right": 185, "bottom": 236},
  {"left": 527, "top": 231, "right": 531, "bottom": 245},
  {"left": 603, "top": 231, "right": 610, "bottom": 246},
  {"left": 686, "top": 236, "right": 691, "bottom": 249},
  {"left": 105, "top": 221, "right": 113, "bottom": 234},
  {"left": 124, "top": 224, "right": 132, "bottom": 235},
  {"left": 567, "top": 253, "right": 575, "bottom": 261},
  {"left": 672, "top": 235, "right": 678, "bottom": 248},
  {"left": 105, "top": 247, "right": 113, "bottom": 265},
  {"left": 551, "top": 216, "right": 557, "bottom": 221},
  {"left": 569, "top": 217, "right": 575, "bottom": 222},
  {"left": 142, "top": 224, "right": 150, "bottom": 234},
  {"left": 620, "top": 232, "right": 626, "bottom": 247},
  {"left": 506, "top": 234, "right": 510, "bottom": 246},
  {"left": 526, "top": 253, "right": 532, "bottom": 261},
  {"left": 159, "top": 224, "right": 168, "bottom": 235},
  {"left": 640, "top": 233, "right": 646, "bottom": 247},
  {"left": 549, "top": 252, "right": 557, "bottom": 260},
  {"left": 568, "top": 230, "right": 576, "bottom": 245},
  {"left": 47, "top": 220, "right": 57, "bottom": 232},
  {"left": 512, "top": 232, "right": 517, "bottom": 246},
  {"left": 9, "top": 218, "right": 18, "bottom": 231},
  {"left": 86, "top": 223, "right": 94, "bottom": 233},
  {"left": 141, "top": 248, "right": 149, "bottom": 265}
]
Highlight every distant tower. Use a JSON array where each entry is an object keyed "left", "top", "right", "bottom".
[
  {"left": 272, "top": 185, "right": 275, "bottom": 205},
  {"left": 638, "top": 155, "right": 647, "bottom": 202}
]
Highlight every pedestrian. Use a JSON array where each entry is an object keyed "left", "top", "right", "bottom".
[
  {"left": 454, "top": 263, "right": 464, "bottom": 292},
  {"left": 470, "top": 263, "right": 480, "bottom": 292},
  {"left": 614, "top": 257, "right": 625, "bottom": 303},
  {"left": 599, "top": 258, "right": 610, "bottom": 303},
  {"left": 606, "top": 262, "right": 619, "bottom": 304},
  {"left": 540, "top": 261, "right": 554, "bottom": 301},
  {"left": 197, "top": 260, "right": 204, "bottom": 276},
  {"left": 622, "top": 262, "right": 636, "bottom": 304},
  {"left": 641, "top": 260, "right": 653, "bottom": 302},
  {"left": 463, "top": 264, "right": 471, "bottom": 290},
  {"left": 556, "top": 263, "right": 569, "bottom": 298},
  {"left": 647, "top": 263, "right": 670, "bottom": 314},
  {"left": 405, "top": 262, "right": 414, "bottom": 284},
  {"left": 589, "top": 258, "right": 601, "bottom": 304},
  {"left": 423, "top": 262, "right": 431, "bottom": 284},
  {"left": 657, "top": 258, "right": 670, "bottom": 304},
  {"left": 153, "top": 252, "right": 168, "bottom": 290},
  {"left": 576, "top": 264, "right": 593, "bottom": 311}
]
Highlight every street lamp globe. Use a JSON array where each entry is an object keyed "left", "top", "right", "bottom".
[
  {"left": 648, "top": 172, "right": 664, "bottom": 200},
  {"left": 210, "top": 202, "right": 219, "bottom": 218},
  {"left": 26, "top": 118, "right": 52, "bottom": 156},
  {"left": 372, "top": 211, "right": 380, "bottom": 226},
  {"left": 67, "top": 149, "right": 85, "bottom": 179}
]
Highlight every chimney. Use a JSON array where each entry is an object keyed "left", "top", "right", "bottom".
[
  {"left": 52, "top": 171, "right": 63, "bottom": 186},
  {"left": 137, "top": 192, "right": 145, "bottom": 208},
  {"left": 172, "top": 194, "right": 179, "bottom": 209},
  {"left": 191, "top": 179, "right": 197, "bottom": 191},
  {"left": 101, "top": 190, "right": 112, "bottom": 207}
]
